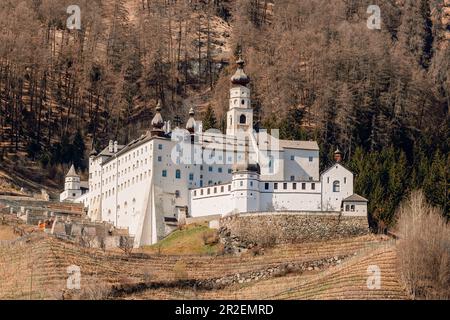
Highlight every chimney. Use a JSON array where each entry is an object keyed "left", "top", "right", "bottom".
[
  {"left": 113, "top": 141, "right": 118, "bottom": 153},
  {"left": 334, "top": 148, "right": 343, "bottom": 163},
  {"left": 108, "top": 140, "right": 113, "bottom": 153}
]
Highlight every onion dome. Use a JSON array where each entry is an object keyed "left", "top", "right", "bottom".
[
  {"left": 151, "top": 100, "right": 164, "bottom": 130},
  {"left": 230, "top": 56, "right": 250, "bottom": 86},
  {"left": 186, "top": 107, "right": 196, "bottom": 133}
]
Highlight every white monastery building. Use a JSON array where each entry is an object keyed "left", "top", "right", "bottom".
[{"left": 60, "top": 58, "right": 368, "bottom": 247}]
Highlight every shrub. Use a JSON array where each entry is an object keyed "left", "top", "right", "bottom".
[
  {"left": 202, "top": 230, "right": 219, "bottom": 245},
  {"left": 119, "top": 236, "right": 134, "bottom": 256},
  {"left": 396, "top": 190, "right": 450, "bottom": 300},
  {"left": 173, "top": 261, "right": 188, "bottom": 280}
]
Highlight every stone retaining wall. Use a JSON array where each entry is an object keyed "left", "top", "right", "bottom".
[
  {"left": 219, "top": 212, "right": 369, "bottom": 252},
  {"left": 51, "top": 218, "right": 131, "bottom": 249}
]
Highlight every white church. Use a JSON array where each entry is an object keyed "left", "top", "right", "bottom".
[{"left": 60, "top": 57, "right": 368, "bottom": 247}]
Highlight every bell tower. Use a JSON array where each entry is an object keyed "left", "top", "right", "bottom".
[{"left": 226, "top": 57, "right": 253, "bottom": 136}]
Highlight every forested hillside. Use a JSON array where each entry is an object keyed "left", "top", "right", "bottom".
[{"left": 0, "top": 0, "right": 448, "bottom": 228}]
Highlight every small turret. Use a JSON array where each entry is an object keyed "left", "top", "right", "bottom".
[
  {"left": 61, "top": 164, "right": 81, "bottom": 202},
  {"left": 151, "top": 100, "right": 165, "bottom": 137},
  {"left": 186, "top": 107, "right": 196, "bottom": 134},
  {"left": 334, "top": 148, "right": 343, "bottom": 163}
]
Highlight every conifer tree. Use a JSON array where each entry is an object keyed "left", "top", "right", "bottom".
[
  {"left": 423, "top": 151, "right": 449, "bottom": 215},
  {"left": 202, "top": 105, "right": 218, "bottom": 131},
  {"left": 72, "top": 130, "right": 86, "bottom": 170}
]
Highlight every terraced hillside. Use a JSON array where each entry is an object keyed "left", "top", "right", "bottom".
[
  {"left": 130, "top": 240, "right": 407, "bottom": 300},
  {"left": 0, "top": 233, "right": 408, "bottom": 300}
]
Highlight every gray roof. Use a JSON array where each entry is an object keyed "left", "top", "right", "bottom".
[
  {"left": 97, "top": 144, "right": 126, "bottom": 157},
  {"left": 343, "top": 194, "right": 368, "bottom": 202},
  {"left": 279, "top": 140, "right": 319, "bottom": 151},
  {"left": 66, "top": 164, "right": 78, "bottom": 177},
  {"left": 320, "top": 162, "right": 353, "bottom": 176}
]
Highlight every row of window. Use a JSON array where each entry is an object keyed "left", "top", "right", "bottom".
[
  {"left": 101, "top": 171, "right": 151, "bottom": 198},
  {"left": 92, "top": 143, "right": 162, "bottom": 177},
  {"left": 266, "top": 182, "right": 316, "bottom": 191},
  {"left": 161, "top": 169, "right": 231, "bottom": 179},
  {"left": 193, "top": 185, "right": 232, "bottom": 197},
  {"left": 193, "top": 181, "right": 318, "bottom": 197}
]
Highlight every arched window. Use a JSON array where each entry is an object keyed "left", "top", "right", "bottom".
[
  {"left": 239, "top": 114, "right": 246, "bottom": 124},
  {"left": 333, "top": 181, "right": 340, "bottom": 192},
  {"left": 175, "top": 169, "right": 181, "bottom": 179}
]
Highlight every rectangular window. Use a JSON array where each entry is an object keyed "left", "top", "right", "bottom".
[
  {"left": 175, "top": 170, "right": 181, "bottom": 179},
  {"left": 302, "top": 183, "right": 306, "bottom": 190},
  {"left": 194, "top": 191, "right": 197, "bottom": 197},
  {"left": 207, "top": 188, "right": 210, "bottom": 195},
  {"left": 274, "top": 183, "right": 278, "bottom": 190},
  {"left": 158, "top": 156, "right": 162, "bottom": 162},
  {"left": 309, "top": 156, "right": 313, "bottom": 162},
  {"left": 265, "top": 183, "right": 269, "bottom": 190},
  {"left": 214, "top": 187, "right": 217, "bottom": 193},
  {"left": 290, "top": 155, "right": 295, "bottom": 161},
  {"left": 209, "top": 166, "right": 213, "bottom": 172},
  {"left": 345, "top": 204, "right": 349, "bottom": 211},
  {"left": 228, "top": 168, "right": 232, "bottom": 174},
  {"left": 158, "top": 144, "right": 163, "bottom": 150},
  {"left": 311, "top": 183, "right": 316, "bottom": 190},
  {"left": 283, "top": 183, "right": 287, "bottom": 190},
  {"left": 218, "top": 167, "right": 223, "bottom": 173},
  {"left": 344, "top": 177, "right": 347, "bottom": 184},
  {"left": 221, "top": 186, "right": 224, "bottom": 192},
  {"left": 162, "top": 170, "right": 167, "bottom": 177},
  {"left": 228, "top": 185, "right": 231, "bottom": 191},
  {"left": 189, "top": 173, "right": 194, "bottom": 181},
  {"left": 290, "top": 175, "right": 295, "bottom": 181},
  {"left": 240, "top": 181, "right": 243, "bottom": 187},
  {"left": 293, "top": 183, "right": 297, "bottom": 190},
  {"left": 250, "top": 181, "right": 253, "bottom": 187}
]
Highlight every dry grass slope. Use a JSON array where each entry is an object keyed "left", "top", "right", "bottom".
[{"left": 0, "top": 234, "right": 408, "bottom": 300}]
